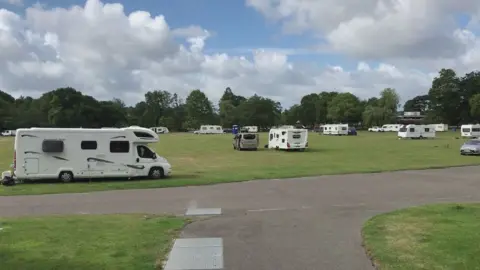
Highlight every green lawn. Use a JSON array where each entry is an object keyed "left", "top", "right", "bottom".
[
  {"left": 362, "top": 203, "right": 480, "bottom": 270},
  {"left": 0, "top": 214, "right": 185, "bottom": 270},
  {"left": 0, "top": 131, "right": 478, "bottom": 195}
]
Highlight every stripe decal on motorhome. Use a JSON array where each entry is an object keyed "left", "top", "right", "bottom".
[
  {"left": 24, "top": 151, "right": 40, "bottom": 154},
  {"left": 125, "top": 164, "right": 145, "bottom": 169},
  {"left": 21, "top": 134, "right": 38, "bottom": 138},
  {"left": 53, "top": 156, "right": 68, "bottom": 161},
  {"left": 87, "top": 157, "right": 114, "bottom": 163},
  {"left": 110, "top": 136, "right": 126, "bottom": 139}
]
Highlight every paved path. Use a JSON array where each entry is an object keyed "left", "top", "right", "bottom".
[{"left": 1, "top": 166, "right": 480, "bottom": 270}]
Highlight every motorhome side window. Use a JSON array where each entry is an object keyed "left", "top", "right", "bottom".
[
  {"left": 110, "top": 141, "right": 130, "bottom": 153},
  {"left": 424, "top": 128, "right": 430, "bottom": 132},
  {"left": 399, "top": 127, "right": 407, "bottom": 132},
  {"left": 269, "top": 134, "right": 273, "bottom": 140},
  {"left": 341, "top": 127, "right": 347, "bottom": 130},
  {"left": 409, "top": 128, "right": 415, "bottom": 132},
  {"left": 81, "top": 141, "right": 97, "bottom": 150},
  {"left": 134, "top": 131, "right": 154, "bottom": 138},
  {"left": 473, "top": 128, "right": 480, "bottom": 132},
  {"left": 202, "top": 127, "right": 207, "bottom": 130},
  {"left": 42, "top": 140, "right": 64, "bottom": 153}
]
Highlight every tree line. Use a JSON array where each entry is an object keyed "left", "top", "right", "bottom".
[{"left": 0, "top": 68, "right": 479, "bottom": 131}]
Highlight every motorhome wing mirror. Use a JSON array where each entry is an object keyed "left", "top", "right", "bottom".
[
  {"left": 136, "top": 158, "right": 140, "bottom": 163},
  {"left": 152, "top": 153, "right": 157, "bottom": 159}
]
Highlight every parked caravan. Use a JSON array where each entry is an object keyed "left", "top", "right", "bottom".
[
  {"left": 461, "top": 124, "right": 480, "bottom": 138},
  {"left": 381, "top": 124, "right": 401, "bottom": 132},
  {"left": 434, "top": 124, "right": 449, "bottom": 132},
  {"left": 150, "top": 126, "right": 169, "bottom": 134},
  {"left": 243, "top": 126, "right": 258, "bottom": 133},
  {"left": 233, "top": 132, "right": 259, "bottom": 150},
  {"left": 1, "top": 130, "right": 16, "bottom": 136},
  {"left": 368, "top": 126, "right": 384, "bottom": 132},
  {"left": 194, "top": 125, "right": 223, "bottom": 134},
  {"left": 13, "top": 126, "right": 171, "bottom": 182},
  {"left": 268, "top": 128, "right": 308, "bottom": 151},
  {"left": 398, "top": 124, "right": 436, "bottom": 139},
  {"left": 322, "top": 124, "right": 349, "bottom": 135}
]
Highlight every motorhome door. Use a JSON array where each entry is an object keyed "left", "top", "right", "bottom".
[{"left": 135, "top": 145, "right": 156, "bottom": 173}]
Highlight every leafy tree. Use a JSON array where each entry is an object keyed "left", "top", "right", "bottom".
[{"left": 185, "top": 89, "right": 215, "bottom": 128}]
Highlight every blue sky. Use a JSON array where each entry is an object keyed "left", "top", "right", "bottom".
[{"left": 3, "top": 0, "right": 352, "bottom": 67}]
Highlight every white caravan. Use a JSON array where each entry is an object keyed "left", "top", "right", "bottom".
[
  {"left": 1, "top": 130, "right": 16, "bottom": 136},
  {"left": 368, "top": 126, "right": 384, "bottom": 132},
  {"left": 243, "top": 126, "right": 258, "bottom": 133},
  {"left": 195, "top": 125, "right": 223, "bottom": 134},
  {"left": 268, "top": 128, "right": 308, "bottom": 151},
  {"left": 381, "top": 124, "right": 401, "bottom": 132},
  {"left": 322, "top": 124, "right": 349, "bottom": 135},
  {"left": 150, "top": 126, "right": 169, "bottom": 134},
  {"left": 13, "top": 126, "right": 171, "bottom": 182},
  {"left": 398, "top": 124, "right": 436, "bottom": 139},
  {"left": 461, "top": 124, "right": 480, "bottom": 138},
  {"left": 434, "top": 124, "right": 449, "bottom": 132}
]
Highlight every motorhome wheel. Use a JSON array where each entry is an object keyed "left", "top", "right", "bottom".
[
  {"left": 149, "top": 167, "right": 164, "bottom": 179},
  {"left": 59, "top": 171, "right": 74, "bottom": 183}
]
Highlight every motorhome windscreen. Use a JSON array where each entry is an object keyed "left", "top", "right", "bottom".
[
  {"left": 399, "top": 127, "right": 407, "bottom": 132},
  {"left": 463, "top": 128, "right": 471, "bottom": 132},
  {"left": 243, "top": 134, "right": 256, "bottom": 140}
]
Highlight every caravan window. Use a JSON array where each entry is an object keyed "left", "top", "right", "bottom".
[
  {"left": 292, "top": 134, "right": 301, "bottom": 139},
  {"left": 473, "top": 128, "right": 480, "bottom": 132},
  {"left": 276, "top": 134, "right": 279, "bottom": 138},
  {"left": 216, "top": 127, "right": 221, "bottom": 130},
  {"left": 341, "top": 127, "right": 347, "bottom": 130},
  {"left": 81, "top": 141, "right": 97, "bottom": 150},
  {"left": 202, "top": 126, "right": 207, "bottom": 130},
  {"left": 42, "top": 140, "right": 64, "bottom": 153},
  {"left": 424, "top": 128, "right": 430, "bottom": 132},
  {"left": 209, "top": 126, "right": 214, "bottom": 129},
  {"left": 409, "top": 128, "right": 415, "bottom": 132},
  {"left": 269, "top": 133, "right": 273, "bottom": 141},
  {"left": 399, "top": 127, "right": 407, "bottom": 132},
  {"left": 110, "top": 141, "right": 130, "bottom": 153},
  {"left": 462, "top": 128, "right": 471, "bottom": 132},
  {"left": 134, "top": 131, "right": 154, "bottom": 138}
]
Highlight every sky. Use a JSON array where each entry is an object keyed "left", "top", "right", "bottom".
[{"left": 1, "top": 0, "right": 480, "bottom": 108}]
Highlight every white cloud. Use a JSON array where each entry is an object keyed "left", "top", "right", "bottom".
[{"left": 0, "top": 0, "right": 479, "bottom": 109}]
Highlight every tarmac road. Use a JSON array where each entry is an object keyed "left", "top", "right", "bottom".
[{"left": 1, "top": 166, "right": 480, "bottom": 270}]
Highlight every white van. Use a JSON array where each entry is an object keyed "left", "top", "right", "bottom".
[
  {"left": 322, "top": 124, "right": 348, "bottom": 135},
  {"left": 398, "top": 124, "right": 436, "bottom": 139},
  {"left": 13, "top": 126, "right": 171, "bottom": 182},
  {"left": 150, "top": 126, "right": 169, "bottom": 134},
  {"left": 461, "top": 124, "right": 480, "bottom": 138},
  {"left": 194, "top": 125, "right": 223, "bottom": 134},
  {"left": 268, "top": 128, "right": 308, "bottom": 151}
]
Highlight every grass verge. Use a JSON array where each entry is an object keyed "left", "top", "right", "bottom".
[
  {"left": 362, "top": 203, "right": 480, "bottom": 270},
  {"left": 0, "top": 214, "right": 186, "bottom": 270},
  {"left": 1, "top": 132, "right": 479, "bottom": 196}
]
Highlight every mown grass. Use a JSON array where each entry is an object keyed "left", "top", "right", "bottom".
[
  {"left": 0, "top": 131, "right": 478, "bottom": 195},
  {"left": 0, "top": 214, "right": 185, "bottom": 270},
  {"left": 362, "top": 203, "right": 480, "bottom": 270}
]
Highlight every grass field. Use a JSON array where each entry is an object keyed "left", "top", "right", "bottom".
[
  {"left": 0, "top": 131, "right": 478, "bottom": 195},
  {"left": 0, "top": 214, "right": 185, "bottom": 270},
  {"left": 362, "top": 203, "right": 480, "bottom": 270}
]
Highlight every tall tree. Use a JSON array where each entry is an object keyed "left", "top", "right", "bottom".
[{"left": 185, "top": 89, "right": 214, "bottom": 129}]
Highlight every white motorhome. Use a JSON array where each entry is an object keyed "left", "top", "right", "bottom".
[
  {"left": 243, "top": 126, "right": 258, "bottom": 133},
  {"left": 434, "top": 124, "right": 448, "bottom": 132},
  {"left": 322, "top": 124, "right": 349, "bottom": 135},
  {"left": 461, "top": 124, "right": 480, "bottom": 138},
  {"left": 381, "top": 124, "right": 401, "bottom": 132},
  {"left": 194, "top": 125, "right": 223, "bottom": 134},
  {"left": 398, "top": 124, "right": 436, "bottom": 139},
  {"left": 150, "top": 126, "right": 169, "bottom": 134},
  {"left": 268, "top": 128, "right": 308, "bottom": 151},
  {"left": 13, "top": 126, "right": 171, "bottom": 182}
]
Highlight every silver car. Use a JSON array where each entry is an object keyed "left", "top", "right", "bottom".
[{"left": 460, "top": 140, "right": 480, "bottom": 155}]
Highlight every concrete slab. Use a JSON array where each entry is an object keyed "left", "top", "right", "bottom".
[
  {"left": 165, "top": 238, "right": 224, "bottom": 270},
  {"left": 185, "top": 208, "right": 222, "bottom": 216}
]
